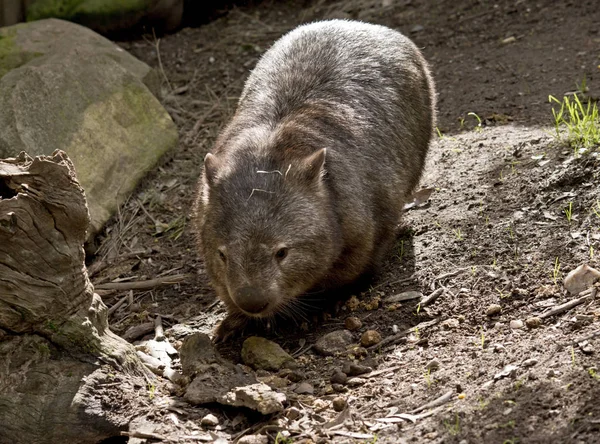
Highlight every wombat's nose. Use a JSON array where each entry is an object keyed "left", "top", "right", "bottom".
[{"left": 235, "top": 286, "right": 269, "bottom": 314}]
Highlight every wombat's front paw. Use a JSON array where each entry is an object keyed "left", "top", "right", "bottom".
[{"left": 213, "top": 314, "right": 249, "bottom": 343}]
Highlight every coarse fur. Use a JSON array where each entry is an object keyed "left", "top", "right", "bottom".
[{"left": 193, "top": 19, "right": 436, "bottom": 340}]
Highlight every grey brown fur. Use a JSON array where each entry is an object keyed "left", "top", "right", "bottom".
[{"left": 193, "top": 20, "right": 436, "bottom": 339}]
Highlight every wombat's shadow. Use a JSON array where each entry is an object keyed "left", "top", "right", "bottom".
[{"left": 214, "top": 215, "right": 424, "bottom": 357}]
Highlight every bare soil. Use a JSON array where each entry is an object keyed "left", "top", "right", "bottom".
[{"left": 93, "top": 0, "right": 600, "bottom": 442}]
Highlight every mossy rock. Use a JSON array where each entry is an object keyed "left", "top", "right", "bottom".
[
  {"left": 0, "top": 19, "right": 178, "bottom": 237},
  {"left": 26, "top": 0, "right": 183, "bottom": 34}
]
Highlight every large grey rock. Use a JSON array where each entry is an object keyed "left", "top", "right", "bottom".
[{"left": 0, "top": 19, "right": 178, "bottom": 236}]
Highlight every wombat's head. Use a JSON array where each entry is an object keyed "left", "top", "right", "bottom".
[{"left": 197, "top": 147, "right": 341, "bottom": 318}]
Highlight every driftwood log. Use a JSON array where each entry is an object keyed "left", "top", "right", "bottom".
[{"left": 0, "top": 151, "right": 151, "bottom": 444}]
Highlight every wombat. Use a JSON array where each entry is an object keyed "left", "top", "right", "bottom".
[{"left": 193, "top": 20, "right": 436, "bottom": 340}]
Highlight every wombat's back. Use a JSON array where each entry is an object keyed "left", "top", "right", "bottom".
[{"left": 238, "top": 19, "right": 436, "bottom": 195}]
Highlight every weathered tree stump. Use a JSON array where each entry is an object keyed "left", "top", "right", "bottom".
[{"left": 0, "top": 151, "right": 150, "bottom": 444}]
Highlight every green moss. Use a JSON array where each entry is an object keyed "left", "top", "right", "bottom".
[
  {"left": 26, "top": 0, "right": 84, "bottom": 21},
  {"left": 0, "top": 28, "right": 42, "bottom": 79},
  {"left": 27, "top": 0, "right": 152, "bottom": 24}
]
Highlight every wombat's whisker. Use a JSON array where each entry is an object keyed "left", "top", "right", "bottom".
[
  {"left": 256, "top": 169, "right": 282, "bottom": 175},
  {"left": 284, "top": 164, "right": 291, "bottom": 180},
  {"left": 246, "top": 188, "right": 275, "bottom": 201}
]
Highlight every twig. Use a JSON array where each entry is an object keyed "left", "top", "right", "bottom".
[
  {"left": 87, "top": 249, "right": 148, "bottom": 278},
  {"left": 369, "top": 318, "right": 441, "bottom": 351},
  {"left": 121, "top": 430, "right": 166, "bottom": 440},
  {"left": 107, "top": 291, "right": 130, "bottom": 316},
  {"left": 154, "top": 315, "right": 165, "bottom": 341},
  {"left": 410, "top": 390, "right": 454, "bottom": 413},
  {"left": 122, "top": 321, "right": 155, "bottom": 342},
  {"left": 95, "top": 274, "right": 191, "bottom": 290},
  {"left": 540, "top": 287, "right": 595, "bottom": 319},
  {"left": 421, "top": 288, "right": 445, "bottom": 307}
]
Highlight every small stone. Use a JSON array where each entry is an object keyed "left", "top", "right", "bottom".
[
  {"left": 347, "top": 377, "right": 367, "bottom": 387},
  {"left": 332, "top": 383, "right": 347, "bottom": 392},
  {"left": 331, "top": 370, "right": 348, "bottom": 385},
  {"left": 345, "top": 316, "right": 362, "bottom": 331},
  {"left": 426, "top": 359, "right": 440, "bottom": 371},
  {"left": 201, "top": 413, "right": 219, "bottom": 426},
  {"left": 564, "top": 264, "right": 600, "bottom": 294},
  {"left": 547, "top": 369, "right": 559, "bottom": 378},
  {"left": 441, "top": 318, "right": 460, "bottom": 329},
  {"left": 523, "top": 358, "right": 538, "bottom": 367},
  {"left": 238, "top": 435, "right": 268, "bottom": 444},
  {"left": 579, "top": 341, "right": 594, "bottom": 355},
  {"left": 314, "top": 330, "right": 354, "bottom": 356},
  {"left": 346, "top": 295, "right": 360, "bottom": 311},
  {"left": 502, "top": 36, "right": 516, "bottom": 44},
  {"left": 241, "top": 337, "right": 295, "bottom": 371},
  {"left": 486, "top": 304, "right": 502, "bottom": 317},
  {"left": 526, "top": 317, "right": 542, "bottom": 328},
  {"left": 494, "top": 364, "right": 518, "bottom": 380},
  {"left": 360, "top": 330, "right": 382, "bottom": 347},
  {"left": 347, "top": 345, "right": 368, "bottom": 358},
  {"left": 342, "top": 363, "right": 372, "bottom": 377},
  {"left": 386, "top": 291, "right": 423, "bottom": 303},
  {"left": 295, "top": 382, "right": 314, "bottom": 395},
  {"left": 491, "top": 343, "right": 506, "bottom": 353},
  {"left": 323, "top": 385, "right": 334, "bottom": 395},
  {"left": 278, "top": 368, "right": 304, "bottom": 383},
  {"left": 286, "top": 407, "right": 301, "bottom": 420},
  {"left": 510, "top": 320, "right": 524, "bottom": 330},
  {"left": 332, "top": 396, "right": 347, "bottom": 412}
]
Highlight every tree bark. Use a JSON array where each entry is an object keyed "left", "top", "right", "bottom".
[{"left": 0, "top": 151, "right": 150, "bottom": 444}]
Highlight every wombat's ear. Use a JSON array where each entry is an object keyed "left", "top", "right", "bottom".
[
  {"left": 301, "top": 148, "right": 327, "bottom": 182},
  {"left": 204, "top": 153, "right": 220, "bottom": 186}
]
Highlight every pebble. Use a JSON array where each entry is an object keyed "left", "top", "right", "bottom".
[
  {"left": 525, "top": 317, "right": 542, "bottom": 328},
  {"left": 345, "top": 295, "right": 360, "bottom": 311},
  {"left": 332, "top": 397, "right": 347, "bottom": 412},
  {"left": 494, "top": 364, "right": 518, "bottom": 380},
  {"left": 386, "top": 290, "right": 423, "bottom": 303},
  {"left": 360, "top": 330, "right": 382, "bottom": 347},
  {"left": 295, "top": 382, "right": 314, "bottom": 395},
  {"left": 486, "top": 304, "right": 502, "bottom": 317},
  {"left": 238, "top": 435, "right": 268, "bottom": 444},
  {"left": 564, "top": 264, "right": 600, "bottom": 294},
  {"left": 331, "top": 370, "right": 348, "bottom": 385},
  {"left": 510, "top": 320, "right": 524, "bottom": 329},
  {"left": 441, "top": 318, "right": 460, "bottom": 329},
  {"left": 579, "top": 341, "right": 594, "bottom": 355},
  {"left": 360, "top": 330, "right": 381, "bottom": 347},
  {"left": 285, "top": 407, "right": 301, "bottom": 420},
  {"left": 342, "top": 362, "right": 372, "bottom": 376},
  {"left": 426, "top": 359, "right": 440, "bottom": 371},
  {"left": 347, "top": 377, "right": 367, "bottom": 387},
  {"left": 344, "top": 316, "right": 362, "bottom": 331},
  {"left": 523, "top": 358, "right": 538, "bottom": 367},
  {"left": 332, "top": 383, "right": 347, "bottom": 392},
  {"left": 491, "top": 343, "right": 506, "bottom": 353},
  {"left": 314, "top": 330, "right": 354, "bottom": 356},
  {"left": 241, "top": 337, "right": 295, "bottom": 371},
  {"left": 201, "top": 413, "right": 219, "bottom": 426}
]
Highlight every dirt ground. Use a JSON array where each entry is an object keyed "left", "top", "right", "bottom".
[{"left": 93, "top": 0, "right": 600, "bottom": 442}]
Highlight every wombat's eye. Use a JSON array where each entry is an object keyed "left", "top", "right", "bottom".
[
  {"left": 218, "top": 249, "right": 227, "bottom": 263},
  {"left": 275, "top": 247, "right": 288, "bottom": 260}
]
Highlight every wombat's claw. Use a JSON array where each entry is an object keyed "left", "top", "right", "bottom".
[{"left": 212, "top": 315, "right": 248, "bottom": 343}]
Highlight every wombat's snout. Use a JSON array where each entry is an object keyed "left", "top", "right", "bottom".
[{"left": 234, "top": 286, "right": 271, "bottom": 315}]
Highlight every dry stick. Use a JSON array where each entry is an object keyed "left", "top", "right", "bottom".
[
  {"left": 107, "top": 292, "right": 130, "bottom": 316},
  {"left": 87, "top": 249, "right": 148, "bottom": 277},
  {"left": 368, "top": 318, "right": 441, "bottom": 351},
  {"left": 410, "top": 390, "right": 454, "bottom": 413},
  {"left": 154, "top": 315, "right": 165, "bottom": 341},
  {"left": 540, "top": 287, "right": 596, "bottom": 319},
  {"left": 95, "top": 274, "right": 191, "bottom": 291},
  {"left": 421, "top": 287, "right": 445, "bottom": 307},
  {"left": 121, "top": 431, "right": 166, "bottom": 440}
]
